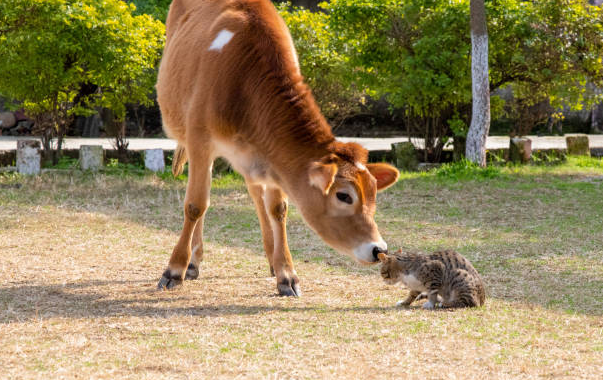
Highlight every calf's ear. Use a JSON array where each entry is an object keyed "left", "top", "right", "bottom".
[
  {"left": 366, "top": 163, "right": 399, "bottom": 191},
  {"left": 309, "top": 161, "right": 338, "bottom": 195}
]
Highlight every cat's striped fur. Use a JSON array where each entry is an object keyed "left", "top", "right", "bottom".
[{"left": 379, "top": 250, "right": 485, "bottom": 309}]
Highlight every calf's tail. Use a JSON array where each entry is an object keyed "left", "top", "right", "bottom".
[{"left": 172, "top": 144, "right": 188, "bottom": 176}]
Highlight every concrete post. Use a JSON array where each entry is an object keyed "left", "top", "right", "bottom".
[
  {"left": 16, "top": 140, "right": 41, "bottom": 175},
  {"left": 565, "top": 134, "right": 590, "bottom": 156},
  {"left": 80, "top": 145, "right": 104, "bottom": 171},
  {"left": 509, "top": 137, "right": 532, "bottom": 164},
  {"left": 144, "top": 148, "right": 165, "bottom": 172}
]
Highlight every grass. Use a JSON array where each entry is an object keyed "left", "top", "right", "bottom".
[{"left": 1, "top": 158, "right": 602, "bottom": 379}]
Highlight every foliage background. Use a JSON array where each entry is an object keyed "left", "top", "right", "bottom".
[
  {"left": 1, "top": 0, "right": 602, "bottom": 160},
  {"left": 0, "top": 0, "right": 164, "bottom": 160}
]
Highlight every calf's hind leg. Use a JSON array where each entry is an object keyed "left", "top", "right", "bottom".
[{"left": 157, "top": 144, "right": 212, "bottom": 290}]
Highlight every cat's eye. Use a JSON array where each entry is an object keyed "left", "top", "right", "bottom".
[{"left": 336, "top": 192, "right": 353, "bottom": 204}]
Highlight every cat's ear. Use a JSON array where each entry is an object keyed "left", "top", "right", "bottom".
[{"left": 377, "top": 252, "right": 389, "bottom": 262}]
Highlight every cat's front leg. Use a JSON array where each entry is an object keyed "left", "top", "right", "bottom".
[
  {"left": 396, "top": 290, "right": 421, "bottom": 307},
  {"left": 422, "top": 290, "right": 440, "bottom": 309},
  {"left": 421, "top": 261, "right": 444, "bottom": 309}
]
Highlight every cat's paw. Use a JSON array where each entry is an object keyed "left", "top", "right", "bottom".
[
  {"left": 422, "top": 300, "right": 436, "bottom": 310},
  {"left": 396, "top": 300, "right": 411, "bottom": 307}
]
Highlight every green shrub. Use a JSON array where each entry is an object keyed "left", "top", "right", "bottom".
[
  {"left": 531, "top": 150, "right": 567, "bottom": 166},
  {"left": 277, "top": 3, "right": 361, "bottom": 123},
  {"left": 49, "top": 156, "right": 79, "bottom": 170},
  {"left": 127, "top": 0, "right": 170, "bottom": 22},
  {"left": 436, "top": 159, "right": 501, "bottom": 180},
  {"left": 322, "top": 0, "right": 603, "bottom": 149},
  {"left": 0, "top": 0, "right": 165, "bottom": 161},
  {"left": 568, "top": 155, "right": 603, "bottom": 169}
]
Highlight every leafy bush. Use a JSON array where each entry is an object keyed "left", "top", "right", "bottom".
[
  {"left": 49, "top": 156, "right": 79, "bottom": 170},
  {"left": 568, "top": 155, "right": 603, "bottom": 169},
  {"left": 322, "top": 0, "right": 603, "bottom": 157},
  {"left": 278, "top": 3, "right": 361, "bottom": 123},
  {"left": 127, "top": 0, "right": 171, "bottom": 22},
  {"left": 0, "top": 0, "right": 165, "bottom": 162},
  {"left": 530, "top": 150, "right": 567, "bottom": 166},
  {"left": 436, "top": 159, "right": 502, "bottom": 180}
]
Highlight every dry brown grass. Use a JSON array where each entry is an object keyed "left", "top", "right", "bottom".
[{"left": 1, "top": 164, "right": 602, "bottom": 379}]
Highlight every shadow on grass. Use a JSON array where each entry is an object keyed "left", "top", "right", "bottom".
[
  {"left": 1, "top": 272, "right": 601, "bottom": 324},
  {"left": 0, "top": 280, "right": 403, "bottom": 323}
]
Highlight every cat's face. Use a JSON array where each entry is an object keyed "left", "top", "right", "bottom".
[{"left": 378, "top": 253, "right": 404, "bottom": 285}]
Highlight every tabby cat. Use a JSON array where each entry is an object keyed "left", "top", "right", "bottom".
[{"left": 378, "top": 250, "right": 485, "bottom": 309}]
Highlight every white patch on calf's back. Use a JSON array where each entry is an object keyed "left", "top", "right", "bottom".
[{"left": 209, "top": 29, "right": 234, "bottom": 51}]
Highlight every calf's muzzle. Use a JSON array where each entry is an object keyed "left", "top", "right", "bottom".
[{"left": 372, "top": 246, "right": 387, "bottom": 262}]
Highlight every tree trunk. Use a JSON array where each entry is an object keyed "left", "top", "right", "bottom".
[
  {"left": 55, "top": 129, "right": 64, "bottom": 165},
  {"left": 465, "top": 0, "right": 491, "bottom": 167}
]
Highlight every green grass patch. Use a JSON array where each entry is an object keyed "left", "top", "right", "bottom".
[
  {"left": 569, "top": 155, "right": 603, "bottom": 169},
  {"left": 48, "top": 156, "right": 79, "bottom": 169},
  {"left": 435, "top": 159, "right": 502, "bottom": 180}
]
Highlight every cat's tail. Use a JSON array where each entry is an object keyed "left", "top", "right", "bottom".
[
  {"left": 172, "top": 144, "right": 188, "bottom": 176},
  {"left": 442, "top": 299, "right": 474, "bottom": 308},
  {"left": 474, "top": 273, "right": 486, "bottom": 306},
  {"left": 477, "top": 280, "right": 486, "bottom": 306}
]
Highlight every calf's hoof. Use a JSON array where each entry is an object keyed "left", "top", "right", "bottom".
[
  {"left": 277, "top": 275, "right": 301, "bottom": 297},
  {"left": 157, "top": 269, "right": 183, "bottom": 290},
  {"left": 185, "top": 263, "right": 199, "bottom": 280}
]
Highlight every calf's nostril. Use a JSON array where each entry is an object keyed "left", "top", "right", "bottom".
[{"left": 372, "top": 246, "right": 387, "bottom": 261}]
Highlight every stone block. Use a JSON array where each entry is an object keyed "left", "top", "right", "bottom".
[
  {"left": 0, "top": 112, "right": 16, "bottom": 129},
  {"left": 509, "top": 137, "right": 532, "bottom": 164},
  {"left": 144, "top": 149, "right": 165, "bottom": 172},
  {"left": 565, "top": 134, "right": 590, "bottom": 156},
  {"left": 80, "top": 145, "right": 104, "bottom": 171},
  {"left": 391, "top": 141, "right": 418, "bottom": 171},
  {"left": 16, "top": 140, "right": 41, "bottom": 175}
]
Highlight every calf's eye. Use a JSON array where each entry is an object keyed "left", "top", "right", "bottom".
[{"left": 336, "top": 192, "right": 353, "bottom": 204}]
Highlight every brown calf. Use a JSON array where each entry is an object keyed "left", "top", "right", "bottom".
[{"left": 156, "top": 0, "right": 399, "bottom": 296}]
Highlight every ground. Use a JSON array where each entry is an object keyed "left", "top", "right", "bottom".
[{"left": 1, "top": 158, "right": 602, "bottom": 379}]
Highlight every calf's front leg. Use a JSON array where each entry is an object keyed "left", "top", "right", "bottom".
[{"left": 264, "top": 187, "right": 300, "bottom": 297}]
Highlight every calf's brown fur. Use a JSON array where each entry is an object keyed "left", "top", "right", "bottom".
[{"left": 156, "top": 0, "right": 399, "bottom": 295}]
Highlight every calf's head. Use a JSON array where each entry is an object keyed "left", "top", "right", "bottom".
[{"left": 299, "top": 147, "right": 399, "bottom": 264}]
